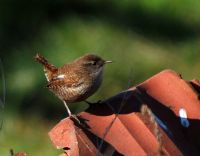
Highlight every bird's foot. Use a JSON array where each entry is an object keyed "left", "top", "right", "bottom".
[{"left": 69, "top": 114, "right": 81, "bottom": 124}]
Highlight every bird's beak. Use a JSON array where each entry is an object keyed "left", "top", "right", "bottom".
[{"left": 104, "top": 60, "right": 112, "bottom": 64}]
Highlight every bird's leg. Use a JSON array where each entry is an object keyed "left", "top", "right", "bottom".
[
  {"left": 63, "top": 100, "right": 80, "bottom": 123},
  {"left": 63, "top": 100, "right": 72, "bottom": 116}
]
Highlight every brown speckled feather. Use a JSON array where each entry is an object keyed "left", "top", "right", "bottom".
[
  {"left": 48, "top": 63, "right": 89, "bottom": 88},
  {"left": 35, "top": 53, "right": 110, "bottom": 103}
]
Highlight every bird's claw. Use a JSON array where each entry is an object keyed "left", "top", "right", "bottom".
[{"left": 69, "top": 114, "right": 81, "bottom": 124}]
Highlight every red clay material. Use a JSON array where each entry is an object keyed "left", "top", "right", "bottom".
[
  {"left": 14, "top": 152, "right": 28, "bottom": 156},
  {"left": 49, "top": 69, "right": 200, "bottom": 156}
]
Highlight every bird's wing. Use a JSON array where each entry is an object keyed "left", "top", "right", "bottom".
[{"left": 47, "top": 72, "right": 84, "bottom": 89}]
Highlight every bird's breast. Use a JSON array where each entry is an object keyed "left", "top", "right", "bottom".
[{"left": 89, "top": 69, "right": 103, "bottom": 93}]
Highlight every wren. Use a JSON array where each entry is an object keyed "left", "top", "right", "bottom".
[{"left": 34, "top": 53, "right": 112, "bottom": 119}]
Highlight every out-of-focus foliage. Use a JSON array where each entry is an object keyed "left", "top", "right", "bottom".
[
  {"left": 0, "top": 113, "right": 61, "bottom": 155},
  {"left": 0, "top": 0, "right": 200, "bottom": 155}
]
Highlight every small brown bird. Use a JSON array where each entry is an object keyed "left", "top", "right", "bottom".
[{"left": 34, "top": 53, "right": 112, "bottom": 119}]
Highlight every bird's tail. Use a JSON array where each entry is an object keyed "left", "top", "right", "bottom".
[{"left": 34, "top": 53, "right": 57, "bottom": 72}]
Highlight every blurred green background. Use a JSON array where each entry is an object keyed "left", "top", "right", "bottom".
[{"left": 0, "top": 0, "right": 200, "bottom": 155}]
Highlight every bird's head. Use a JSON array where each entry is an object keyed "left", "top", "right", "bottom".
[{"left": 76, "top": 54, "right": 112, "bottom": 73}]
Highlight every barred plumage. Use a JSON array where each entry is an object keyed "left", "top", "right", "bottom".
[{"left": 35, "top": 53, "right": 111, "bottom": 118}]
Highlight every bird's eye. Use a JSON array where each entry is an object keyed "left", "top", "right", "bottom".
[{"left": 86, "top": 61, "right": 96, "bottom": 65}]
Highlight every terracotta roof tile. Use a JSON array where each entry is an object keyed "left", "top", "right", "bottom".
[{"left": 49, "top": 69, "right": 200, "bottom": 156}]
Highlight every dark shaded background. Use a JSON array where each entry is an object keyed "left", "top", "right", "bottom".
[{"left": 0, "top": 1, "right": 200, "bottom": 155}]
